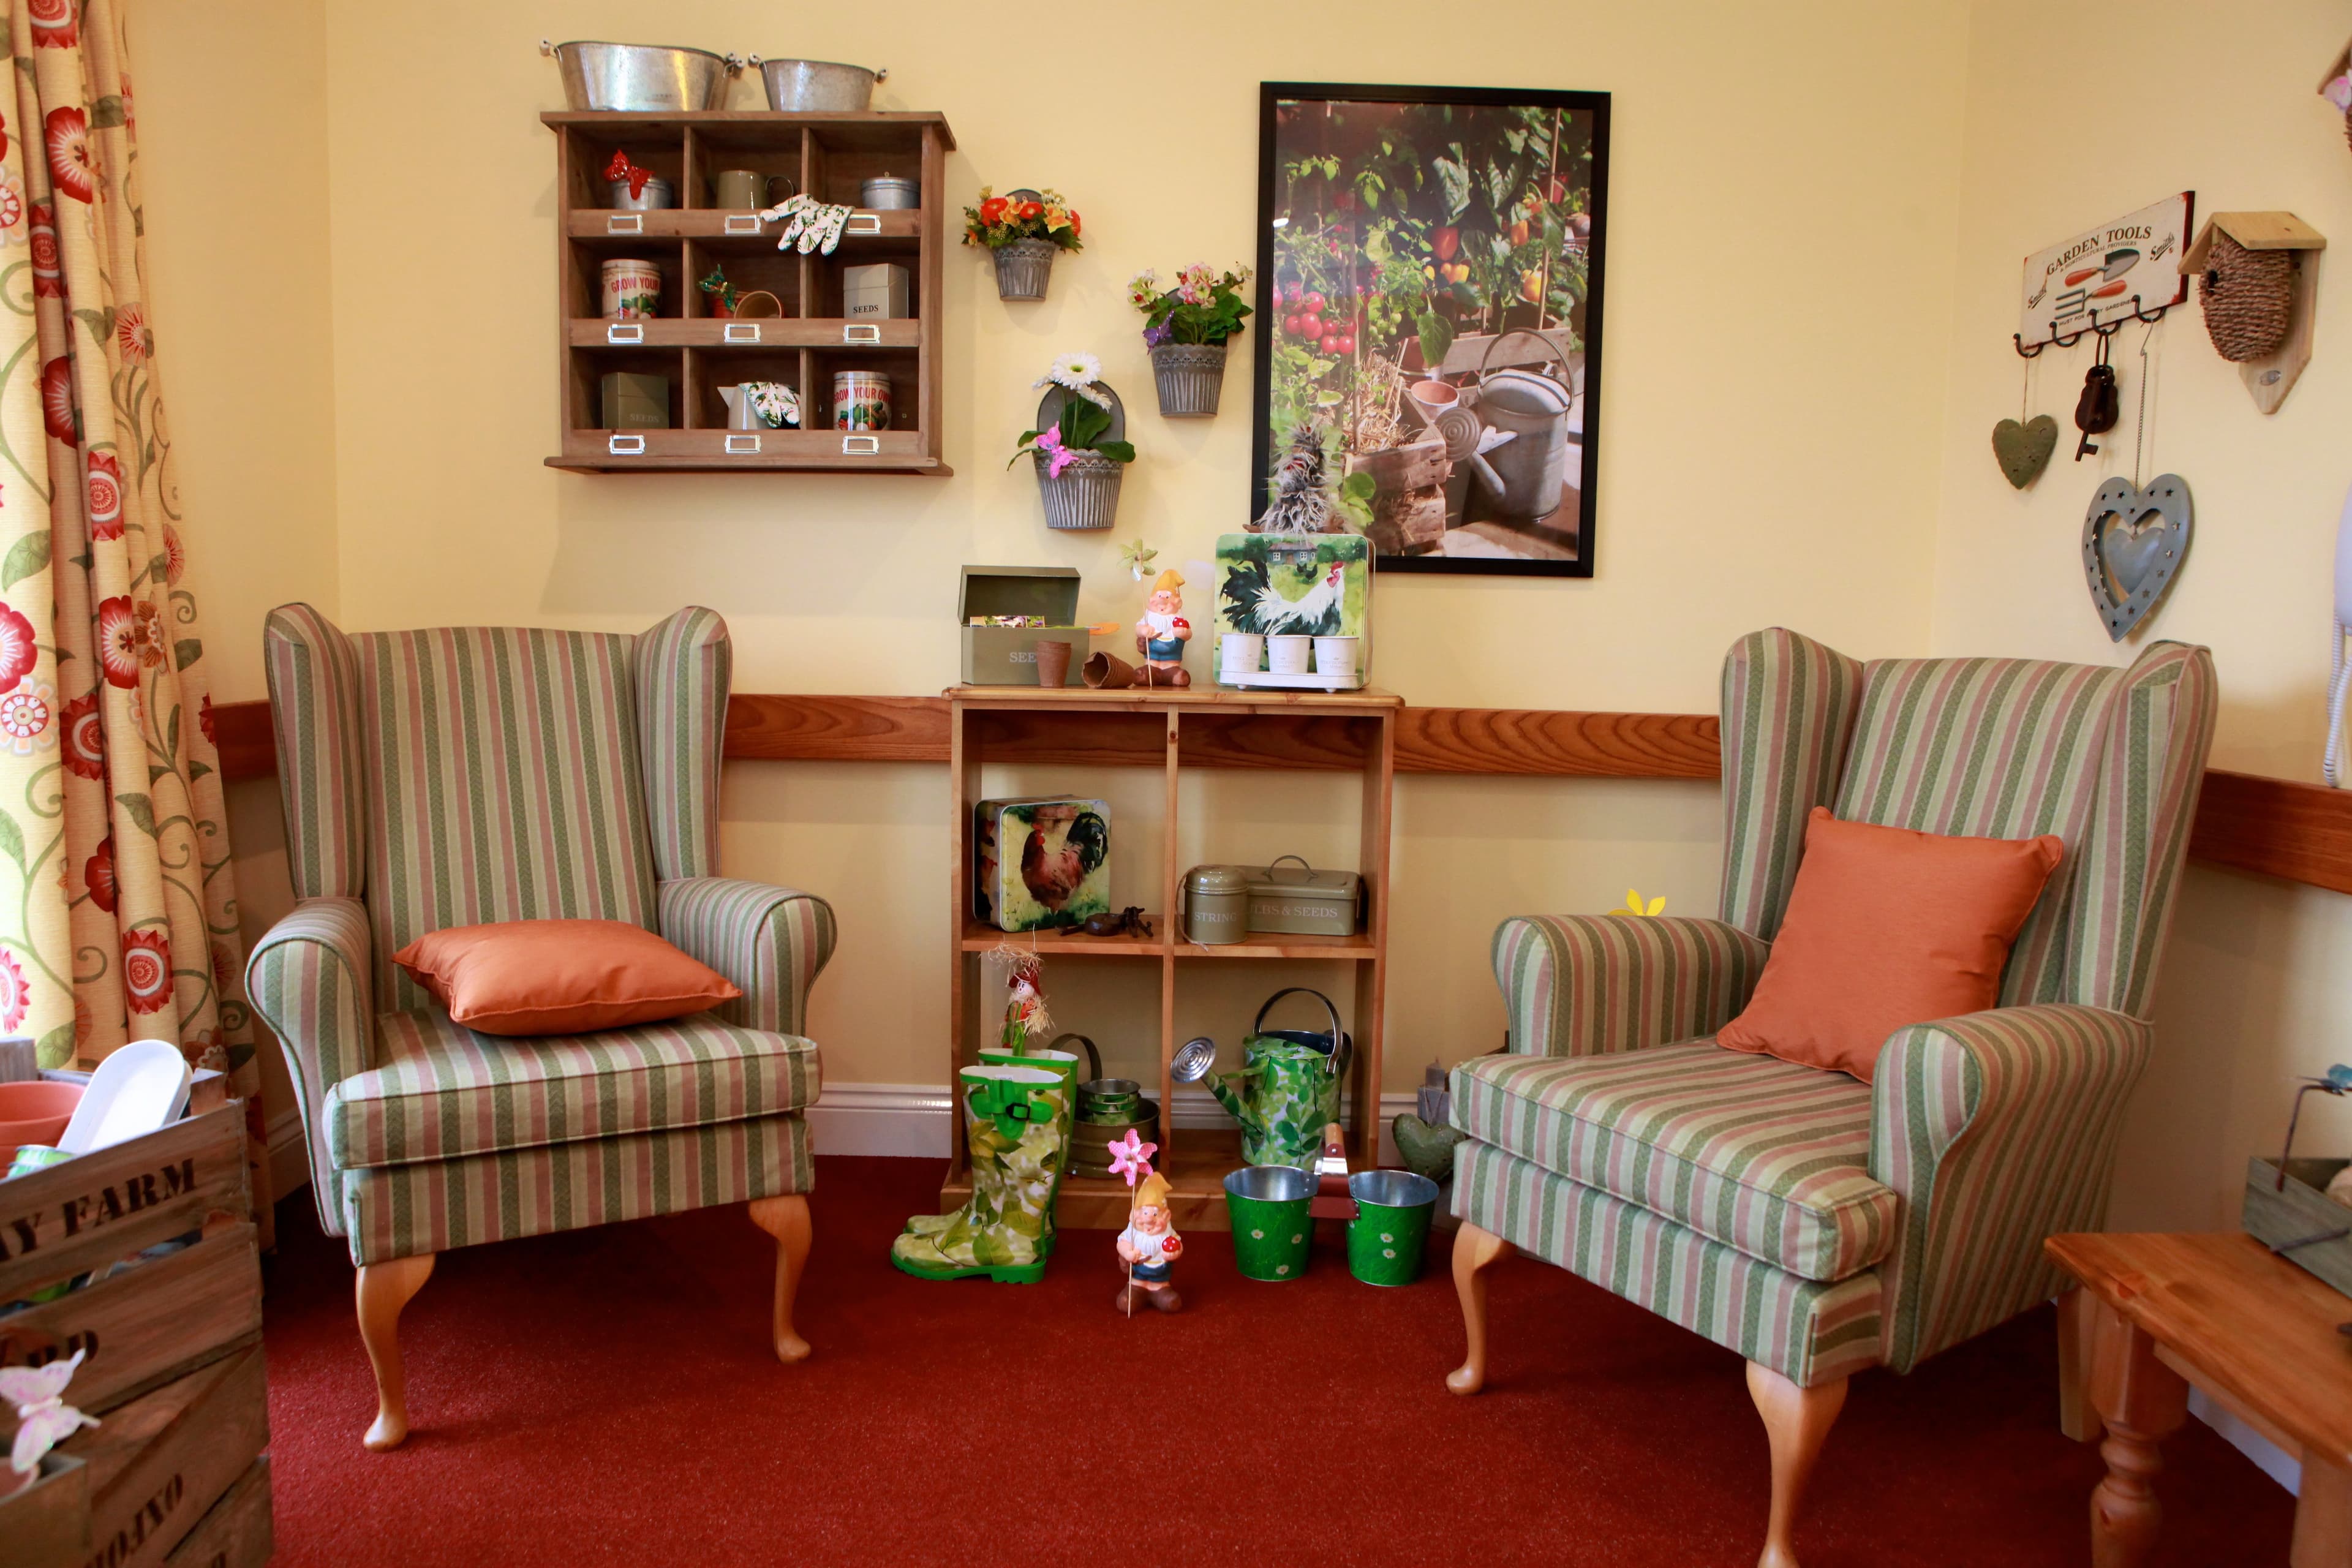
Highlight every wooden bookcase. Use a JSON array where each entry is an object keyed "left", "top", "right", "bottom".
[
  {"left": 541, "top": 110, "right": 954, "bottom": 475},
  {"left": 941, "top": 684, "right": 1401, "bottom": 1232}
]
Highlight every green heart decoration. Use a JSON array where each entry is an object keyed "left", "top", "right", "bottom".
[
  {"left": 1991, "top": 415, "right": 2059, "bottom": 489},
  {"left": 2082, "top": 474, "right": 2192, "bottom": 643},
  {"left": 1391, "top": 1113, "right": 1466, "bottom": 1182}
]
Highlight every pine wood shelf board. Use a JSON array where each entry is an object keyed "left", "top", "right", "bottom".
[
  {"left": 946, "top": 683, "right": 1403, "bottom": 710},
  {"left": 562, "top": 209, "right": 923, "bottom": 241},
  {"left": 543, "top": 454, "right": 952, "bottom": 475},
  {"left": 564, "top": 319, "right": 923, "bottom": 349},
  {"left": 214, "top": 698, "right": 2352, "bottom": 895},
  {"left": 958, "top": 921, "right": 1163, "bottom": 957}
]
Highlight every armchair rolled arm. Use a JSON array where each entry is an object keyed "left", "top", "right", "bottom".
[
  {"left": 1490, "top": 914, "right": 1771, "bottom": 1058},
  {"left": 658, "top": 877, "right": 838, "bottom": 1037},
  {"left": 1869, "top": 1002, "right": 2153, "bottom": 1373},
  {"left": 246, "top": 897, "right": 375, "bottom": 1237}
]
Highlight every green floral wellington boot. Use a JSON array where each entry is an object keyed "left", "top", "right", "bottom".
[
  {"left": 891, "top": 1066, "right": 1067, "bottom": 1283},
  {"left": 904, "top": 1045, "right": 1084, "bottom": 1252}
]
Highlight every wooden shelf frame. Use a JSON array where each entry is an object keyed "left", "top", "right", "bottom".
[
  {"left": 942, "top": 685, "right": 1401, "bottom": 1231},
  {"left": 541, "top": 110, "right": 953, "bottom": 475}
]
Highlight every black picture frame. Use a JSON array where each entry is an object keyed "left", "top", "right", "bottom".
[{"left": 1250, "top": 82, "right": 1611, "bottom": 578}]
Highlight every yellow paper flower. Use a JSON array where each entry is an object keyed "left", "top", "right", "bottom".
[{"left": 1608, "top": 888, "right": 1665, "bottom": 918}]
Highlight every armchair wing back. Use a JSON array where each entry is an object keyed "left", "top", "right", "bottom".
[
  {"left": 264, "top": 605, "right": 729, "bottom": 1013},
  {"left": 1717, "top": 629, "right": 2216, "bottom": 1017}
]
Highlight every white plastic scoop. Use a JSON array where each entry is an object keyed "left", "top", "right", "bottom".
[{"left": 56, "top": 1039, "right": 190, "bottom": 1153}]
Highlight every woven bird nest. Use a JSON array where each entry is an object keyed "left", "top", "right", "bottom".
[{"left": 2199, "top": 230, "right": 2294, "bottom": 362}]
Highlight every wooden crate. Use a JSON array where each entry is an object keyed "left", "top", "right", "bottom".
[
  {"left": 164, "top": 1457, "right": 271, "bottom": 1568},
  {"left": 2244, "top": 1154, "right": 2352, "bottom": 1296},
  {"left": 0, "top": 1105, "right": 266, "bottom": 1567},
  {"left": 0, "top": 1452, "right": 91, "bottom": 1567}
]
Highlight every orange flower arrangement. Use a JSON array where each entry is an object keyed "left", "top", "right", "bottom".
[{"left": 962, "top": 186, "right": 1083, "bottom": 252}]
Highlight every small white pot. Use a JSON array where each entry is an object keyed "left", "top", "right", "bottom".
[
  {"left": 1312, "top": 636, "right": 1361, "bottom": 683},
  {"left": 1219, "top": 633, "right": 1264, "bottom": 675},
  {"left": 1267, "top": 635, "right": 1313, "bottom": 675}
]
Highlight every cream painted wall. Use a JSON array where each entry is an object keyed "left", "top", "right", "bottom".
[
  {"left": 116, "top": 0, "right": 1973, "bottom": 1123},
  {"left": 1929, "top": 0, "right": 2352, "bottom": 1230}
]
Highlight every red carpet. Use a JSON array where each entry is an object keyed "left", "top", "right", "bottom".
[{"left": 259, "top": 1156, "right": 2288, "bottom": 1566}]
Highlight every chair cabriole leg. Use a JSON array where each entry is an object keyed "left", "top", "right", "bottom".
[
  {"left": 1747, "top": 1359, "right": 1848, "bottom": 1568},
  {"left": 1446, "top": 1221, "right": 1515, "bottom": 1395},
  {"left": 355, "top": 1253, "right": 435, "bottom": 1452},
  {"left": 749, "top": 1194, "right": 813, "bottom": 1363}
]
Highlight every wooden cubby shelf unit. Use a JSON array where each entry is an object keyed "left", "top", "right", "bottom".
[
  {"left": 542, "top": 110, "right": 953, "bottom": 475},
  {"left": 942, "top": 684, "right": 1401, "bottom": 1232}
]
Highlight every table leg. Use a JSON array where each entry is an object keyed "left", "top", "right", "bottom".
[
  {"left": 2086, "top": 1302, "right": 2189, "bottom": 1568},
  {"left": 2294, "top": 1453, "right": 2352, "bottom": 1568}
]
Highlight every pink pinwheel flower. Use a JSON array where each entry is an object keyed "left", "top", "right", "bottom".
[{"left": 1106, "top": 1128, "right": 1157, "bottom": 1186}]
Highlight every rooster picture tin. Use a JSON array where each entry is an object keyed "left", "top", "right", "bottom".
[
  {"left": 1214, "top": 532, "right": 1371, "bottom": 690},
  {"left": 974, "top": 796, "right": 1112, "bottom": 932}
]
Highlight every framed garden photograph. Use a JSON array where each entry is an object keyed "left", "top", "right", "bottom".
[{"left": 1250, "top": 83, "right": 1610, "bottom": 576}]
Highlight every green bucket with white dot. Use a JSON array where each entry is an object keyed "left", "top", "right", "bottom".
[
  {"left": 1347, "top": 1169, "right": 1439, "bottom": 1286},
  {"left": 1224, "top": 1164, "right": 1315, "bottom": 1281}
]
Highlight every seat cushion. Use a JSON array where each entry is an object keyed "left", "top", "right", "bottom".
[
  {"left": 324, "top": 1007, "right": 820, "bottom": 1170},
  {"left": 1452, "top": 1042, "right": 1898, "bottom": 1281}
]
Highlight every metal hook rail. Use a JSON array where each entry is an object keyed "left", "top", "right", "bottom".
[{"left": 2013, "top": 293, "right": 2174, "bottom": 358}]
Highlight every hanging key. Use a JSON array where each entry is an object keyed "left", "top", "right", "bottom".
[{"left": 2074, "top": 344, "right": 2119, "bottom": 461}]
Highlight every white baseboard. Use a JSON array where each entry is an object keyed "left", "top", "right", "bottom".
[
  {"left": 810, "top": 1082, "right": 1420, "bottom": 1163},
  {"left": 2190, "top": 1388, "right": 2299, "bottom": 1494}
]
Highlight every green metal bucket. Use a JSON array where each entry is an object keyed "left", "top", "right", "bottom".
[
  {"left": 1223, "top": 1165, "right": 1315, "bottom": 1281},
  {"left": 1347, "top": 1169, "right": 1439, "bottom": 1286}
]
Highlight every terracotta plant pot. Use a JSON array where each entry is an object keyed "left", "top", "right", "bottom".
[
  {"left": 0, "top": 1079, "right": 81, "bottom": 1166},
  {"left": 1031, "top": 639, "right": 1074, "bottom": 688},
  {"left": 1149, "top": 342, "right": 1228, "bottom": 417},
  {"left": 1082, "top": 651, "right": 1136, "bottom": 689},
  {"left": 992, "top": 238, "right": 1058, "bottom": 302}
]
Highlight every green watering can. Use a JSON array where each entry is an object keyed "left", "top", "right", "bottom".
[{"left": 1173, "top": 988, "right": 1352, "bottom": 1171}]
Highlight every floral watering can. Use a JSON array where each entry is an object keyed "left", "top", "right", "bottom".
[{"left": 1172, "top": 988, "right": 1351, "bottom": 1171}]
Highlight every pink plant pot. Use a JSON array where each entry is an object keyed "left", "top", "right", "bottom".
[{"left": 0, "top": 1080, "right": 81, "bottom": 1167}]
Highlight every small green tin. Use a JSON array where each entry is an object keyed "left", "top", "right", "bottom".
[
  {"left": 1346, "top": 1169, "right": 1439, "bottom": 1286},
  {"left": 1224, "top": 1164, "right": 1315, "bottom": 1281},
  {"left": 1179, "top": 864, "right": 1252, "bottom": 945}
]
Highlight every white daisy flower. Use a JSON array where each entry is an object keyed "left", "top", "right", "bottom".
[{"left": 1036, "top": 351, "right": 1102, "bottom": 392}]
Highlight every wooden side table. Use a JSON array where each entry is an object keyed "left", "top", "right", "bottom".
[{"left": 2046, "top": 1231, "right": 2352, "bottom": 1567}]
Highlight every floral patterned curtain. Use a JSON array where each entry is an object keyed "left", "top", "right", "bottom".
[{"left": 0, "top": 0, "right": 267, "bottom": 1236}]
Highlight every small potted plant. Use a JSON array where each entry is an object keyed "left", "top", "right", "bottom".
[
  {"left": 1011, "top": 352, "right": 1135, "bottom": 530},
  {"left": 1129, "top": 263, "right": 1253, "bottom": 417},
  {"left": 963, "top": 187, "right": 1083, "bottom": 301}
]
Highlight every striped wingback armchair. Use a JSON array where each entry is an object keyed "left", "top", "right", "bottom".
[
  {"left": 247, "top": 604, "right": 836, "bottom": 1452},
  {"left": 1446, "top": 628, "right": 2216, "bottom": 1568}
]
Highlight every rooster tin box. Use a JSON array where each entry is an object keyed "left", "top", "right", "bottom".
[
  {"left": 974, "top": 796, "right": 1111, "bottom": 932},
  {"left": 1213, "top": 533, "right": 1371, "bottom": 690}
]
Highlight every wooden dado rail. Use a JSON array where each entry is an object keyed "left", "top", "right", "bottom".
[{"left": 208, "top": 695, "right": 2352, "bottom": 897}]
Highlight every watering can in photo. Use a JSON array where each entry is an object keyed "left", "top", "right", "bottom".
[
  {"left": 1460, "top": 329, "right": 1579, "bottom": 522},
  {"left": 1172, "top": 988, "right": 1351, "bottom": 1171}
]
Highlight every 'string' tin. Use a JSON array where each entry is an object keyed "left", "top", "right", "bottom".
[
  {"left": 834, "top": 370, "right": 891, "bottom": 432},
  {"left": 601, "top": 258, "right": 663, "bottom": 320},
  {"left": 861, "top": 175, "right": 920, "bottom": 209}
]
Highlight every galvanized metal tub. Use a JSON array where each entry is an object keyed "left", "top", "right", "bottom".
[
  {"left": 546, "top": 40, "right": 738, "bottom": 112},
  {"left": 1036, "top": 450, "right": 1123, "bottom": 530},
  {"left": 1150, "top": 342, "right": 1227, "bottom": 417},
  {"left": 760, "top": 58, "right": 885, "bottom": 112}
]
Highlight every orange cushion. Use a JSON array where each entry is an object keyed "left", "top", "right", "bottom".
[
  {"left": 393, "top": 919, "right": 741, "bottom": 1038},
  {"left": 1715, "top": 808, "right": 2063, "bottom": 1081}
]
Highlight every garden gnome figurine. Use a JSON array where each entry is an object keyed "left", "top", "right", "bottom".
[
  {"left": 1134, "top": 569, "right": 1192, "bottom": 687},
  {"left": 1115, "top": 1170, "right": 1183, "bottom": 1313}
]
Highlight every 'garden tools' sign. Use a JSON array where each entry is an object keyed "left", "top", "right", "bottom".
[{"left": 2019, "top": 193, "right": 2194, "bottom": 349}]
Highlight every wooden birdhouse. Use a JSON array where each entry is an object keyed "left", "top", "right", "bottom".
[{"left": 2178, "top": 211, "right": 2327, "bottom": 412}]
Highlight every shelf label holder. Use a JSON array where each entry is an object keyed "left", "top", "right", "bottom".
[
  {"left": 842, "top": 324, "right": 881, "bottom": 344},
  {"left": 841, "top": 435, "right": 880, "bottom": 456},
  {"left": 724, "top": 434, "right": 762, "bottom": 454},
  {"left": 606, "top": 434, "right": 647, "bottom": 456},
  {"left": 605, "top": 322, "right": 646, "bottom": 345},
  {"left": 722, "top": 322, "right": 761, "bottom": 344},
  {"left": 605, "top": 213, "right": 644, "bottom": 235},
  {"left": 845, "top": 214, "right": 883, "bottom": 236},
  {"left": 723, "top": 214, "right": 764, "bottom": 235}
]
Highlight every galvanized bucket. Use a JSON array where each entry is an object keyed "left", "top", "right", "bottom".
[
  {"left": 1150, "top": 342, "right": 1227, "bottom": 418},
  {"left": 1036, "top": 451, "right": 1121, "bottom": 530},
  {"left": 1224, "top": 1164, "right": 1315, "bottom": 1281},
  {"left": 1346, "top": 1169, "right": 1439, "bottom": 1286},
  {"left": 993, "top": 238, "right": 1058, "bottom": 302},
  {"left": 544, "top": 40, "right": 741, "bottom": 111},
  {"left": 760, "top": 58, "right": 885, "bottom": 112}
]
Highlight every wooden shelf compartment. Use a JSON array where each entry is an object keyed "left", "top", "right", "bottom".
[
  {"left": 959, "top": 919, "right": 1164, "bottom": 956},
  {"left": 943, "top": 686, "right": 1396, "bottom": 1229}
]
